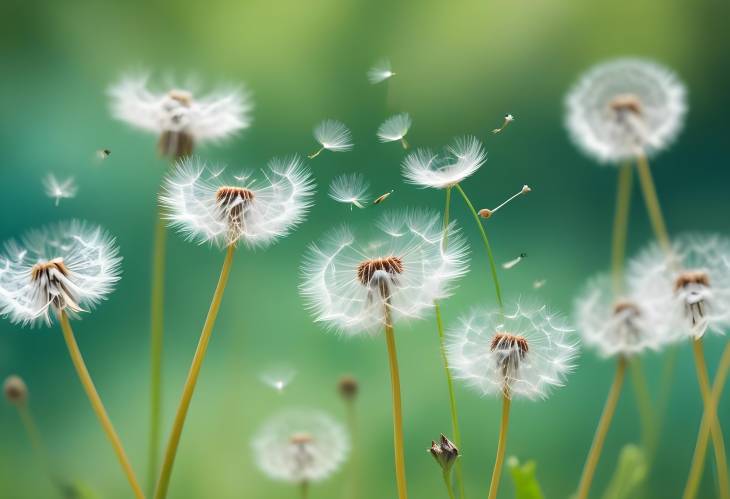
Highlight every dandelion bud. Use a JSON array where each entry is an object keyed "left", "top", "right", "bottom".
[
  {"left": 4, "top": 375, "right": 28, "bottom": 404},
  {"left": 428, "top": 434, "right": 459, "bottom": 473},
  {"left": 478, "top": 208, "right": 492, "bottom": 219},
  {"left": 338, "top": 376, "right": 359, "bottom": 401}
]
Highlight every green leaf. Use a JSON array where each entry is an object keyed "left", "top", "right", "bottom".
[
  {"left": 507, "top": 456, "right": 545, "bottom": 499},
  {"left": 600, "top": 444, "right": 648, "bottom": 499},
  {"left": 56, "top": 480, "right": 99, "bottom": 499}
]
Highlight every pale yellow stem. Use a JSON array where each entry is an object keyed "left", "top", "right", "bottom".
[
  {"left": 385, "top": 313, "right": 408, "bottom": 499},
  {"left": 635, "top": 154, "right": 671, "bottom": 253},
  {"left": 611, "top": 163, "right": 633, "bottom": 294},
  {"left": 487, "top": 393, "right": 511, "bottom": 499}
]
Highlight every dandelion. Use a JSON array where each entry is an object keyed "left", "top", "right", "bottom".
[
  {"left": 565, "top": 58, "right": 687, "bottom": 164},
  {"left": 491, "top": 114, "right": 514, "bottom": 134},
  {"left": 252, "top": 409, "right": 350, "bottom": 497},
  {"left": 402, "top": 136, "right": 486, "bottom": 190},
  {"left": 502, "top": 253, "right": 527, "bottom": 270},
  {"left": 309, "top": 120, "right": 353, "bottom": 158},
  {"left": 154, "top": 156, "right": 315, "bottom": 499},
  {"left": 95, "top": 149, "right": 111, "bottom": 160},
  {"left": 373, "top": 190, "right": 394, "bottom": 205},
  {"left": 42, "top": 174, "right": 77, "bottom": 207},
  {"left": 0, "top": 222, "right": 143, "bottom": 498},
  {"left": 260, "top": 366, "right": 297, "bottom": 392},
  {"left": 478, "top": 185, "right": 531, "bottom": 219},
  {"left": 533, "top": 279, "right": 546, "bottom": 289},
  {"left": 301, "top": 209, "right": 469, "bottom": 499},
  {"left": 367, "top": 59, "right": 395, "bottom": 84},
  {"left": 447, "top": 300, "right": 577, "bottom": 499},
  {"left": 377, "top": 113, "right": 412, "bottom": 149},
  {"left": 328, "top": 173, "right": 370, "bottom": 209},
  {"left": 108, "top": 73, "right": 253, "bottom": 161}
]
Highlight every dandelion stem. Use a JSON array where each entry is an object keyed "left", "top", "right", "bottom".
[
  {"left": 58, "top": 311, "right": 144, "bottom": 499},
  {"left": 635, "top": 153, "right": 671, "bottom": 253},
  {"left": 401, "top": 137, "right": 410, "bottom": 150},
  {"left": 687, "top": 339, "right": 730, "bottom": 499},
  {"left": 629, "top": 359, "right": 657, "bottom": 458},
  {"left": 384, "top": 310, "right": 408, "bottom": 499},
  {"left": 611, "top": 163, "right": 633, "bottom": 294},
  {"left": 308, "top": 147, "right": 324, "bottom": 159},
  {"left": 487, "top": 393, "right": 511, "bottom": 499},
  {"left": 443, "top": 470, "right": 457, "bottom": 499},
  {"left": 576, "top": 356, "right": 627, "bottom": 499},
  {"left": 154, "top": 245, "right": 235, "bottom": 499},
  {"left": 684, "top": 341, "right": 730, "bottom": 499},
  {"left": 300, "top": 481, "right": 309, "bottom": 499},
  {"left": 454, "top": 183, "right": 504, "bottom": 311},
  {"left": 148, "top": 210, "right": 167, "bottom": 496},
  {"left": 344, "top": 398, "right": 359, "bottom": 499}
]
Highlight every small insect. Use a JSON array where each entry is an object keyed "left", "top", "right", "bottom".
[
  {"left": 502, "top": 252, "right": 527, "bottom": 270},
  {"left": 373, "top": 190, "right": 394, "bottom": 205},
  {"left": 533, "top": 279, "right": 547, "bottom": 289},
  {"left": 492, "top": 114, "right": 515, "bottom": 134},
  {"left": 96, "top": 149, "right": 111, "bottom": 160},
  {"left": 478, "top": 185, "right": 531, "bottom": 219}
]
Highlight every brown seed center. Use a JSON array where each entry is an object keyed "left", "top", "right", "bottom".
[
  {"left": 609, "top": 94, "right": 643, "bottom": 115},
  {"left": 216, "top": 186, "right": 255, "bottom": 207},
  {"left": 356, "top": 256, "right": 404, "bottom": 286},
  {"left": 290, "top": 432, "right": 313, "bottom": 445},
  {"left": 168, "top": 89, "right": 193, "bottom": 106},
  {"left": 30, "top": 258, "right": 69, "bottom": 281},
  {"left": 613, "top": 300, "right": 641, "bottom": 316},
  {"left": 674, "top": 271, "right": 710, "bottom": 292},
  {"left": 490, "top": 333, "right": 529, "bottom": 358}
]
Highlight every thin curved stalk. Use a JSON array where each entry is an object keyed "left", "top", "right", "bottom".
[
  {"left": 576, "top": 357, "right": 627, "bottom": 499},
  {"left": 635, "top": 154, "right": 671, "bottom": 253},
  {"left": 443, "top": 471, "right": 457, "bottom": 499},
  {"left": 684, "top": 341, "right": 730, "bottom": 499},
  {"left": 59, "top": 312, "right": 144, "bottom": 499},
  {"left": 300, "top": 481, "right": 309, "bottom": 499},
  {"left": 344, "top": 398, "right": 359, "bottom": 499},
  {"left": 454, "top": 183, "right": 503, "bottom": 311},
  {"left": 154, "top": 245, "right": 235, "bottom": 499},
  {"left": 611, "top": 163, "right": 633, "bottom": 294},
  {"left": 385, "top": 311, "right": 408, "bottom": 499},
  {"left": 487, "top": 394, "right": 511, "bottom": 499},
  {"left": 629, "top": 359, "right": 657, "bottom": 459}
]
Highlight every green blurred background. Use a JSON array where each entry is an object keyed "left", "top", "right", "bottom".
[{"left": 1, "top": 0, "right": 729, "bottom": 497}]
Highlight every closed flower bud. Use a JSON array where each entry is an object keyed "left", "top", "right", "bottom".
[
  {"left": 428, "top": 434, "right": 459, "bottom": 473},
  {"left": 4, "top": 375, "right": 28, "bottom": 404},
  {"left": 338, "top": 376, "right": 359, "bottom": 401}
]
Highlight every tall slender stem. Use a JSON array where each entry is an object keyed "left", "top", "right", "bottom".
[
  {"left": 344, "top": 398, "right": 359, "bottom": 499},
  {"left": 300, "top": 481, "right": 309, "bottom": 499},
  {"left": 635, "top": 154, "right": 671, "bottom": 253},
  {"left": 443, "top": 471, "right": 457, "bottom": 499},
  {"left": 384, "top": 311, "right": 408, "bottom": 499},
  {"left": 58, "top": 312, "right": 144, "bottom": 499},
  {"left": 155, "top": 245, "right": 236, "bottom": 499},
  {"left": 454, "top": 184, "right": 504, "bottom": 311},
  {"left": 487, "top": 394, "right": 511, "bottom": 499},
  {"left": 688, "top": 339, "right": 730, "bottom": 499},
  {"left": 629, "top": 359, "right": 657, "bottom": 459},
  {"left": 148, "top": 210, "right": 167, "bottom": 496},
  {"left": 576, "top": 356, "right": 627, "bottom": 499},
  {"left": 611, "top": 163, "right": 633, "bottom": 293},
  {"left": 684, "top": 341, "right": 730, "bottom": 499}
]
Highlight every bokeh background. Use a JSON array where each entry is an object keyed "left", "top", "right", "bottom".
[{"left": 1, "top": 0, "right": 729, "bottom": 497}]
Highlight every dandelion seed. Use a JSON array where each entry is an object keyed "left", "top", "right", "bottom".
[
  {"left": 373, "top": 190, "right": 394, "bottom": 205},
  {"left": 252, "top": 410, "right": 350, "bottom": 485},
  {"left": 492, "top": 114, "right": 515, "bottom": 134},
  {"left": 533, "top": 279, "right": 546, "bottom": 289},
  {"left": 96, "top": 149, "right": 111, "bottom": 160},
  {"left": 309, "top": 120, "right": 353, "bottom": 159},
  {"left": 367, "top": 59, "right": 395, "bottom": 85},
  {"left": 108, "top": 73, "right": 253, "bottom": 160},
  {"left": 328, "top": 173, "right": 370, "bottom": 210},
  {"left": 42, "top": 174, "right": 77, "bottom": 207},
  {"left": 377, "top": 113, "right": 412, "bottom": 149},
  {"left": 565, "top": 58, "right": 687, "bottom": 164},
  {"left": 478, "top": 185, "right": 531, "bottom": 219},
  {"left": 502, "top": 253, "right": 527, "bottom": 270},
  {"left": 260, "top": 366, "right": 297, "bottom": 392},
  {"left": 402, "top": 136, "right": 487, "bottom": 189}
]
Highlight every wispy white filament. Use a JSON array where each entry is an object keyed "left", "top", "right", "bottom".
[
  {"left": 367, "top": 59, "right": 395, "bottom": 84},
  {"left": 42, "top": 174, "right": 77, "bottom": 206},
  {"left": 328, "top": 173, "right": 370, "bottom": 209},
  {"left": 377, "top": 113, "right": 411, "bottom": 144},
  {"left": 402, "top": 136, "right": 487, "bottom": 189},
  {"left": 312, "top": 120, "right": 354, "bottom": 155}
]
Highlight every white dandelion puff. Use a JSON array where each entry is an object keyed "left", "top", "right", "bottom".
[
  {"left": 0, "top": 221, "right": 122, "bottom": 327},
  {"left": 259, "top": 366, "right": 297, "bottom": 392},
  {"left": 367, "top": 59, "right": 395, "bottom": 84},
  {"left": 328, "top": 173, "right": 370, "bottom": 209},
  {"left": 402, "top": 136, "right": 487, "bottom": 189},
  {"left": 252, "top": 409, "right": 350, "bottom": 485},
  {"left": 575, "top": 273, "right": 669, "bottom": 358},
  {"left": 108, "top": 73, "right": 253, "bottom": 159},
  {"left": 447, "top": 300, "right": 578, "bottom": 400},
  {"left": 377, "top": 113, "right": 412, "bottom": 149},
  {"left": 628, "top": 234, "right": 730, "bottom": 340},
  {"left": 309, "top": 120, "right": 353, "bottom": 158},
  {"left": 300, "top": 209, "right": 469, "bottom": 336},
  {"left": 565, "top": 58, "right": 687, "bottom": 164},
  {"left": 160, "top": 156, "right": 315, "bottom": 249},
  {"left": 42, "top": 174, "right": 77, "bottom": 206}
]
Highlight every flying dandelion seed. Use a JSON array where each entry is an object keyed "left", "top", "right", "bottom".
[
  {"left": 42, "top": 174, "right": 77, "bottom": 207},
  {"left": 502, "top": 253, "right": 527, "bottom": 270},
  {"left": 309, "top": 120, "right": 354, "bottom": 159},
  {"left": 373, "top": 190, "right": 394, "bottom": 205},
  {"left": 478, "top": 185, "right": 531, "bottom": 219},
  {"left": 492, "top": 114, "right": 515, "bottom": 134},
  {"left": 367, "top": 59, "right": 395, "bottom": 85},
  {"left": 260, "top": 367, "right": 297, "bottom": 392},
  {"left": 533, "top": 279, "right": 547, "bottom": 289},
  {"left": 402, "top": 136, "right": 487, "bottom": 189},
  {"left": 377, "top": 113, "right": 412, "bottom": 149},
  {"left": 329, "top": 173, "right": 370, "bottom": 209},
  {"left": 96, "top": 149, "right": 111, "bottom": 160}
]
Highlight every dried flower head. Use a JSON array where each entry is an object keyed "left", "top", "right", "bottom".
[
  {"left": 108, "top": 74, "right": 253, "bottom": 159},
  {"left": 447, "top": 301, "right": 578, "bottom": 400},
  {"left": 565, "top": 58, "right": 687, "bottom": 164},
  {"left": 402, "top": 136, "right": 487, "bottom": 189},
  {"left": 328, "top": 173, "right": 370, "bottom": 209},
  {"left": 428, "top": 434, "right": 459, "bottom": 473},
  {"left": 377, "top": 113, "right": 412, "bottom": 148},
  {"left": 574, "top": 274, "right": 668, "bottom": 358},
  {"left": 628, "top": 234, "right": 730, "bottom": 339},
  {"left": 3, "top": 375, "right": 28, "bottom": 404},
  {"left": 42, "top": 174, "right": 77, "bottom": 207},
  {"left": 367, "top": 59, "right": 395, "bottom": 84},
  {"left": 337, "top": 375, "right": 359, "bottom": 401},
  {"left": 160, "top": 156, "right": 315, "bottom": 249},
  {"left": 0, "top": 221, "right": 122, "bottom": 327},
  {"left": 252, "top": 410, "right": 350, "bottom": 484},
  {"left": 300, "top": 209, "right": 469, "bottom": 335},
  {"left": 310, "top": 120, "right": 354, "bottom": 158}
]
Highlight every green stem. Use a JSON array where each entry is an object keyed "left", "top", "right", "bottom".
[
  {"left": 300, "top": 481, "right": 309, "bottom": 499},
  {"left": 454, "top": 184, "right": 503, "bottom": 311},
  {"left": 443, "top": 471, "right": 457, "bottom": 499},
  {"left": 611, "top": 163, "right": 633, "bottom": 294},
  {"left": 385, "top": 309, "right": 408, "bottom": 499},
  {"left": 487, "top": 394, "right": 511, "bottom": 499},
  {"left": 344, "top": 399, "right": 359, "bottom": 499},
  {"left": 154, "top": 245, "right": 236, "bottom": 499},
  {"left": 635, "top": 154, "right": 671, "bottom": 253},
  {"left": 629, "top": 359, "right": 656, "bottom": 459}
]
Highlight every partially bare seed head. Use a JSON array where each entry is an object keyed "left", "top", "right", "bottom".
[
  {"left": 356, "top": 256, "right": 404, "bottom": 286},
  {"left": 674, "top": 271, "right": 710, "bottom": 292},
  {"left": 491, "top": 333, "right": 529, "bottom": 359}
]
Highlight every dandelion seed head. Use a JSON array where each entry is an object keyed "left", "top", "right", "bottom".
[
  {"left": 377, "top": 113, "right": 412, "bottom": 143},
  {"left": 42, "top": 174, "right": 77, "bottom": 206},
  {"left": 447, "top": 300, "right": 578, "bottom": 400},
  {"left": 367, "top": 59, "right": 395, "bottom": 84},
  {"left": 160, "top": 156, "right": 315, "bottom": 249},
  {"left": 252, "top": 409, "right": 349, "bottom": 484},
  {"left": 313, "top": 120, "right": 353, "bottom": 153},
  {"left": 328, "top": 173, "right": 370, "bottom": 209},
  {"left": 565, "top": 58, "right": 687, "bottom": 164},
  {"left": 402, "top": 136, "right": 486, "bottom": 189}
]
